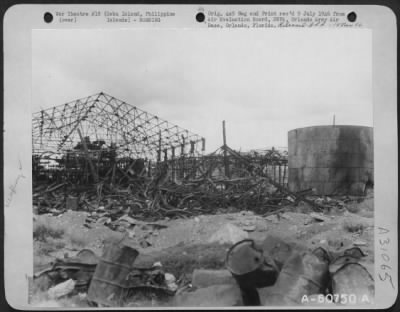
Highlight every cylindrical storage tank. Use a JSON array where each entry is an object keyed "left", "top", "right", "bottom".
[{"left": 288, "top": 125, "right": 373, "bottom": 195}]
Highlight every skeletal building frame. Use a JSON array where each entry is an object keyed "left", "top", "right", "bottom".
[{"left": 32, "top": 92, "right": 206, "bottom": 161}]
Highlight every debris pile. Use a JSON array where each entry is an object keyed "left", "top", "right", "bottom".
[
  {"left": 33, "top": 234, "right": 374, "bottom": 307},
  {"left": 33, "top": 127, "right": 299, "bottom": 221},
  {"left": 175, "top": 236, "right": 374, "bottom": 307},
  {"left": 33, "top": 239, "right": 178, "bottom": 306},
  {"left": 33, "top": 167, "right": 319, "bottom": 222}
]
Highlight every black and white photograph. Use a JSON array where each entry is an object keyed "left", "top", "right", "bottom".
[{"left": 3, "top": 4, "right": 398, "bottom": 310}]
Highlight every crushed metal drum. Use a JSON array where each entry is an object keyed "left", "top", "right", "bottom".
[
  {"left": 259, "top": 235, "right": 295, "bottom": 270},
  {"left": 226, "top": 239, "right": 279, "bottom": 305},
  {"left": 331, "top": 263, "right": 374, "bottom": 305},
  {"left": 47, "top": 278, "right": 76, "bottom": 299},
  {"left": 33, "top": 248, "right": 99, "bottom": 292},
  {"left": 343, "top": 246, "right": 368, "bottom": 258},
  {"left": 74, "top": 249, "right": 99, "bottom": 265},
  {"left": 329, "top": 247, "right": 368, "bottom": 274},
  {"left": 312, "top": 246, "right": 331, "bottom": 263},
  {"left": 259, "top": 249, "right": 330, "bottom": 306},
  {"left": 87, "top": 238, "right": 139, "bottom": 306},
  {"left": 329, "top": 255, "right": 361, "bottom": 275}
]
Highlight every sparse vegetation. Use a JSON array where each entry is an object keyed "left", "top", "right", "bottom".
[
  {"left": 327, "top": 236, "right": 352, "bottom": 249},
  {"left": 66, "top": 230, "right": 91, "bottom": 248},
  {"left": 342, "top": 219, "right": 367, "bottom": 233},
  {"left": 32, "top": 273, "right": 53, "bottom": 295},
  {"left": 359, "top": 210, "right": 374, "bottom": 218},
  {"left": 347, "top": 197, "right": 374, "bottom": 215},
  {"left": 135, "top": 242, "right": 230, "bottom": 278},
  {"left": 346, "top": 203, "right": 361, "bottom": 214},
  {"left": 33, "top": 218, "right": 65, "bottom": 242},
  {"left": 46, "top": 237, "right": 66, "bottom": 249},
  {"left": 36, "top": 243, "right": 58, "bottom": 255}
]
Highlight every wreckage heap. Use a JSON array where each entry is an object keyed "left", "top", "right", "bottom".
[
  {"left": 33, "top": 93, "right": 311, "bottom": 219},
  {"left": 33, "top": 141, "right": 338, "bottom": 223}
]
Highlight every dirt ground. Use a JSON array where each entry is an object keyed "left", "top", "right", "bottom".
[{"left": 32, "top": 195, "right": 374, "bottom": 307}]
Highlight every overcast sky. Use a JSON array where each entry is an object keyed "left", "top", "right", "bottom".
[{"left": 32, "top": 28, "right": 372, "bottom": 153}]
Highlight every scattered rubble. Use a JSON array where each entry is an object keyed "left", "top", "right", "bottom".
[
  {"left": 48, "top": 279, "right": 76, "bottom": 299},
  {"left": 353, "top": 240, "right": 368, "bottom": 247},
  {"left": 191, "top": 269, "right": 236, "bottom": 289},
  {"left": 34, "top": 173, "right": 301, "bottom": 222},
  {"left": 33, "top": 233, "right": 374, "bottom": 307},
  {"left": 310, "top": 212, "right": 331, "bottom": 223},
  {"left": 208, "top": 224, "right": 249, "bottom": 245},
  {"left": 174, "top": 283, "right": 243, "bottom": 307}
]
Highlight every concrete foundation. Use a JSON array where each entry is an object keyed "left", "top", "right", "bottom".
[{"left": 288, "top": 126, "right": 373, "bottom": 195}]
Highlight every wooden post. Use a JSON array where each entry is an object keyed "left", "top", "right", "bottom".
[
  {"left": 223, "top": 120, "right": 230, "bottom": 178},
  {"left": 163, "top": 148, "right": 168, "bottom": 162},
  {"left": 181, "top": 136, "right": 186, "bottom": 155},
  {"left": 171, "top": 146, "right": 176, "bottom": 182},
  {"left": 77, "top": 128, "right": 99, "bottom": 183},
  {"left": 181, "top": 136, "right": 186, "bottom": 179},
  {"left": 192, "top": 157, "right": 197, "bottom": 178},
  {"left": 157, "top": 130, "right": 162, "bottom": 163},
  {"left": 181, "top": 154, "right": 186, "bottom": 179},
  {"left": 75, "top": 154, "right": 80, "bottom": 182},
  {"left": 279, "top": 164, "right": 282, "bottom": 186},
  {"left": 65, "top": 151, "right": 70, "bottom": 181},
  {"left": 283, "top": 163, "right": 287, "bottom": 186}
]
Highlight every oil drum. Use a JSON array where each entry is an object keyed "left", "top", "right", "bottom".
[
  {"left": 226, "top": 239, "right": 279, "bottom": 305},
  {"left": 260, "top": 248, "right": 330, "bottom": 305},
  {"left": 87, "top": 238, "right": 139, "bottom": 306}
]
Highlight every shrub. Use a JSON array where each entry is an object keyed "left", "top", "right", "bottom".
[
  {"left": 46, "top": 237, "right": 66, "bottom": 249},
  {"left": 346, "top": 203, "right": 361, "bottom": 214},
  {"left": 33, "top": 218, "right": 65, "bottom": 242},
  {"left": 342, "top": 219, "right": 367, "bottom": 233},
  {"left": 66, "top": 230, "right": 90, "bottom": 248}
]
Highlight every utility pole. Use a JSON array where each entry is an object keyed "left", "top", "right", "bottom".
[
  {"left": 222, "top": 120, "right": 230, "bottom": 178},
  {"left": 333, "top": 114, "right": 336, "bottom": 126}
]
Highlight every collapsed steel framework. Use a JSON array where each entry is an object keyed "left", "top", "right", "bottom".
[{"left": 32, "top": 92, "right": 205, "bottom": 160}]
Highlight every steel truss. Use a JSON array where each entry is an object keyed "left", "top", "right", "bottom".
[{"left": 32, "top": 92, "right": 206, "bottom": 160}]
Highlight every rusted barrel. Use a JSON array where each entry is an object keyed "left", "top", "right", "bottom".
[
  {"left": 259, "top": 235, "right": 296, "bottom": 270},
  {"left": 87, "top": 238, "right": 139, "bottom": 306},
  {"left": 226, "top": 239, "right": 279, "bottom": 305},
  {"left": 74, "top": 249, "right": 99, "bottom": 265},
  {"left": 259, "top": 248, "right": 330, "bottom": 305},
  {"left": 329, "top": 246, "right": 367, "bottom": 275},
  {"left": 331, "top": 263, "right": 374, "bottom": 305}
]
